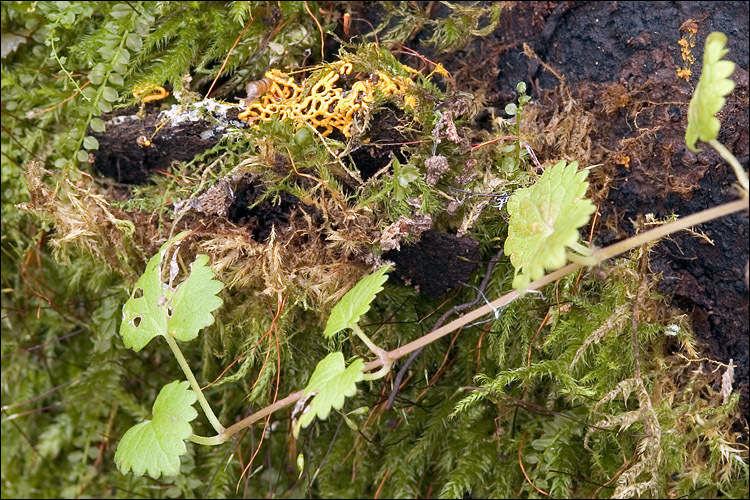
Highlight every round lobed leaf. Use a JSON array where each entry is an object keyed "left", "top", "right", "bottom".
[
  {"left": 504, "top": 160, "right": 596, "bottom": 291},
  {"left": 114, "top": 381, "right": 198, "bottom": 478}
]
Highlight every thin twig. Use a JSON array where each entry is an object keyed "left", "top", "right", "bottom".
[
  {"left": 632, "top": 241, "right": 650, "bottom": 378},
  {"left": 303, "top": 1, "right": 325, "bottom": 62},
  {"left": 590, "top": 453, "right": 635, "bottom": 498},
  {"left": 374, "top": 468, "right": 390, "bottom": 499},
  {"left": 26, "top": 81, "right": 91, "bottom": 118},
  {"left": 526, "top": 309, "right": 551, "bottom": 366},
  {"left": 205, "top": 18, "right": 255, "bottom": 99},
  {"left": 519, "top": 430, "right": 551, "bottom": 496}
]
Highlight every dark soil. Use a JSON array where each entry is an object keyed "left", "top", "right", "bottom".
[
  {"left": 91, "top": 106, "right": 229, "bottom": 184},
  {"left": 347, "top": 105, "right": 417, "bottom": 180},
  {"left": 226, "top": 175, "right": 319, "bottom": 242},
  {"left": 384, "top": 230, "right": 480, "bottom": 299}
]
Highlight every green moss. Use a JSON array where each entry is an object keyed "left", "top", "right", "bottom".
[{"left": 2, "top": 1, "right": 746, "bottom": 498}]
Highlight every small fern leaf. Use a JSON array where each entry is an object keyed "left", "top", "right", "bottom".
[
  {"left": 685, "top": 32, "right": 736, "bottom": 152},
  {"left": 114, "top": 381, "right": 198, "bottom": 478},
  {"left": 292, "top": 352, "right": 364, "bottom": 438},
  {"left": 504, "top": 160, "right": 595, "bottom": 291},
  {"left": 323, "top": 264, "right": 392, "bottom": 338}
]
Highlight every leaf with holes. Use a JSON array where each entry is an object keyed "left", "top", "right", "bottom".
[
  {"left": 120, "top": 232, "right": 224, "bottom": 351},
  {"left": 504, "top": 160, "right": 595, "bottom": 291},
  {"left": 292, "top": 352, "right": 364, "bottom": 438},
  {"left": 685, "top": 32, "right": 736, "bottom": 152},
  {"left": 323, "top": 264, "right": 392, "bottom": 338},
  {"left": 114, "top": 381, "right": 198, "bottom": 478}
]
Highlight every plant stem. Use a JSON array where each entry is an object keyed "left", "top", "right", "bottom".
[
  {"left": 362, "top": 365, "right": 391, "bottom": 381},
  {"left": 708, "top": 139, "right": 749, "bottom": 192},
  {"left": 350, "top": 324, "right": 382, "bottom": 355},
  {"left": 209, "top": 196, "right": 749, "bottom": 441},
  {"left": 49, "top": 35, "right": 89, "bottom": 101},
  {"left": 588, "top": 197, "right": 748, "bottom": 264},
  {"left": 189, "top": 434, "right": 226, "bottom": 446},
  {"left": 220, "top": 390, "right": 304, "bottom": 439},
  {"left": 163, "top": 332, "right": 225, "bottom": 434},
  {"left": 351, "top": 323, "right": 392, "bottom": 371}
]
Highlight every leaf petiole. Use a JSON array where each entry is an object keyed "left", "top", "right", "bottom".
[
  {"left": 708, "top": 139, "right": 749, "bottom": 193},
  {"left": 350, "top": 323, "right": 392, "bottom": 374},
  {"left": 566, "top": 250, "right": 597, "bottom": 267},
  {"left": 163, "top": 332, "right": 225, "bottom": 434},
  {"left": 188, "top": 433, "right": 227, "bottom": 446},
  {"left": 362, "top": 364, "right": 391, "bottom": 381}
]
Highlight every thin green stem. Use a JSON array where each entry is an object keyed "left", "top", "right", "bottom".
[
  {"left": 350, "top": 324, "right": 382, "bottom": 355},
  {"left": 163, "top": 332, "right": 225, "bottom": 434},
  {"left": 351, "top": 323, "right": 392, "bottom": 369},
  {"left": 708, "top": 139, "right": 749, "bottom": 193},
  {"left": 49, "top": 34, "right": 89, "bottom": 101},
  {"left": 362, "top": 364, "right": 391, "bottom": 381},
  {"left": 189, "top": 433, "right": 226, "bottom": 446},
  {"left": 203, "top": 196, "right": 749, "bottom": 443},
  {"left": 567, "top": 240, "right": 593, "bottom": 256},
  {"left": 566, "top": 251, "right": 597, "bottom": 267}
]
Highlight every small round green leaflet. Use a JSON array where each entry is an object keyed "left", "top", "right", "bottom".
[
  {"left": 504, "top": 160, "right": 596, "bottom": 291},
  {"left": 114, "top": 381, "right": 198, "bottom": 478},
  {"left": 120, "top": 231, "right": 224, "bottom": 351},
  {"left": 685, "top": 32, "right": 736, "bottom": 153},
  {"left": 292, "top": 352, "right": 365, "bottom": 438},
  {"left": 323, "top": 264, "right": 393, "bottom": 338}
]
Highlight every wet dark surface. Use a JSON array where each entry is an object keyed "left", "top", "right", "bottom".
[
  {"left": 384, "top": 230, "right": 480, "bottom": 299},
  {"left": 91, "top": 109, "right": 225, "bottom": 184}
]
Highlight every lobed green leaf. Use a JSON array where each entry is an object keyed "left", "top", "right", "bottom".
[
  {"left": 293, "top": 352, "right": 365, "bottom": 438},
  {"left": 323, "top": 264, "right": 393, "bottom": 338},
  {"left": 685, "top": 32, "right": 736, "bottom": 152},
  {"left": 504, "top": 160, "right": 595, "bottom": 291},
  {"left": 120, "top": 231, "right": 223, "bottom": 351},
  {"left": 114, "top": 381, "right": 198, "bottom": 478}
]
